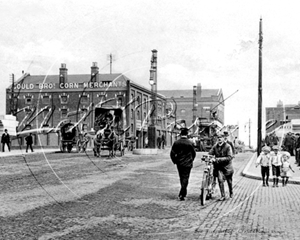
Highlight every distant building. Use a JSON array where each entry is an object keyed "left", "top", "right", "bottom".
[
  {"left": 159, "top": 83, "right": 225, "bottom": 131},
  {"left": 265, "top": 100, "right": 300, "bottom": 134}
]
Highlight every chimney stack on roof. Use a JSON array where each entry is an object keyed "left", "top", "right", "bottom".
[
  {"left": 197, "top": 83, "right": 202, "bottom": 100},
  {"left": 59, "top": 63, "right": 68, "bottom": 86},
  {"left": 91, "top": 62, "right": 99, "bottom": 82}
]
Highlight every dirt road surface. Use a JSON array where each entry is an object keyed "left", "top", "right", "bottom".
[{"left": 1, "top": 150, "right": 300, "bottom": 240}]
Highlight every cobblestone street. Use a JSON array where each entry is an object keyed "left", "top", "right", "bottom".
[{"left": 1, "top": 150, "right": 300, "bottom": 239}]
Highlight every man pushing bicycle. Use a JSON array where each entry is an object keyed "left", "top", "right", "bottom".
[{"left": 208, "top": 132, "right": 234, "bottom": 201}]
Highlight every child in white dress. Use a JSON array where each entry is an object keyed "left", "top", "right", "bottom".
[{"left": 280, "top": 152, "right": 295, "bottom": 186}]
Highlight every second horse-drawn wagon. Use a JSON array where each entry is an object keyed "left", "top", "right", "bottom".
[
  {"left": 93, "top": 107, "right": 127, "bottom": 157},
  {"left": 59, "top": 121, "right": 79, "bottom": 153},
  {"left": 58, "top": 120, "right": 90, "bottom": 153}
]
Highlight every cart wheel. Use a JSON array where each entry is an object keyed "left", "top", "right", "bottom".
[
  {"left": 60, "top": 142, "right": 66, "bottom": 153},
  {"left": 75, "top": 140, "right": 80, "bottom": 153},
  {"left": 59, "top": 142, "right": 64, "bottom": 152},
  {"left": 67, "top": 144, "right": 72, "bottom": 153}
]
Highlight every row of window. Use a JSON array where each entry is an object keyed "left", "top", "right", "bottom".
[{"left": 18, "top": 95, "right": 123, "bottom": 105}]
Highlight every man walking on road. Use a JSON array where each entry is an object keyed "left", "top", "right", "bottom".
[
  {"left": 25, "top": 133, "right": 34, "bottom": 153},
  {"left": 209, "top": 133, "right": 234, "bottom": 201},
  {"left": 170, "top": 127, "right": 196, "bottom": 201},
  {"left": 1, "top": 129, "right": 11, "bottom": 152}
]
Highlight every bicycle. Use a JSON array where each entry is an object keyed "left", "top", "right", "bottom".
[{"left": 200, "top": 155, "right": 216, "bottom": 206}]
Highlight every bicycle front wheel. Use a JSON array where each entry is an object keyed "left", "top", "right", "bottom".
[
  {"left": 200, "top": 172, "right": 208, "bottom": 206},
  {"left": 200, "top": 187, "right": 206, "bottom": 206}
]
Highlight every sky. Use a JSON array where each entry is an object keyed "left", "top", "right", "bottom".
[{"left": 1, "top": 0, "right": 300, "bottom": 147}]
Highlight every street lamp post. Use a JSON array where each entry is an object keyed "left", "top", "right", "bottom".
[{"left": 147, "top": 50, "right": 157, "bottom": 149}]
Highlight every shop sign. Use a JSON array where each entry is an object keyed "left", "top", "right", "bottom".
[{"left": 14, "top": 79, "right": 127, "bottom": 90}]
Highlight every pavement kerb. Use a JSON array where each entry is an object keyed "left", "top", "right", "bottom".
[
  {"left": 0, "top": 148, "right": 59, "bottom": 158},
  {"left": 241, "top": 152, "right": 300, "bottom": 185},
  {"left": 241, "top": 152, "right": 261, "bottom": 180}
]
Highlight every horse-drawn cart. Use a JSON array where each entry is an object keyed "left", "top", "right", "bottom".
[
  {"left": 93, "top": 107, "right": 127, "bottom": 157},
  {"left": 59, "top": 122, "right": 79, "bottom": 153}
]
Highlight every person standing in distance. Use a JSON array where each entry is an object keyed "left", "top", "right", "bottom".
[
  {"left": 170, "top": 127, "right": 196, "bottom": 201},
  {"left": 25, "top": 133, "right": 34, "bottom": 153},
  {"left": 209, "top": 133, "right": 234, "bottom": 201},
  {"left": 1, "top": 129, "right": 11, "bottom": 152}
]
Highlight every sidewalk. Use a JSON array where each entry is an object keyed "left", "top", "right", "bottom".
[
  {"left": 242, "top": 152, "right": 300, "bottom": 185},
  {"left": 0, "top": 147, "right": 60, "bottom": 158}
]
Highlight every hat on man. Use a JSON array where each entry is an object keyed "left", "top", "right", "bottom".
[
  {"left": 180, "top": 127, "right": 189, "bottom": 136},
  {"left": 262, "top": 146, "right": 271, "bottom": 152},
  {"left": 223, "top": 131, "right": 229, "bottom": 136},
  {"left": 216, "top": 132, "right": 224, "bottom": 138}
]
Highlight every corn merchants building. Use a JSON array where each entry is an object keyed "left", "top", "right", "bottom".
[{"left": 6, "top": 63, "right": 168, "bottom": 149}]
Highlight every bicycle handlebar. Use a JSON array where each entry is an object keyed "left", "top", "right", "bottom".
[{"left": 201, "top": 155, "right": 215, "bottom": 163}]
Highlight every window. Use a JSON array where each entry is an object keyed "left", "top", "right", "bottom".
[
  {"left": 82, "top": 123, "right": 88, "bottom": 131},
  {"left": 61, "top": 109, "right": 68, "bottom": 118},
  {"left": 25, "top": 96, "right": 33, "bottom": 104},
  {"left": 158, "top": 102, "right": 162, "bottom": 114},
  {"left": 137, "top": 96, "right": 140, "bottom": 105},
  {"left": 131, "top": 109, "right": 134, "bottom": 119},
  {"left": 81, "top": 95, "right": 88, "bottom": 103},
  {"left": 117, "top": 97, "right": 122, "bottom": 107},
  {"left": 143, "top": 98, "right": 147, "bottom": 109},
  {"left": 61, "top": 95, "right": 68, "bottom": 104},
  {"left": 137, "top": 110, "right": 140, "bottom": 120},
  {"left": 42, "top": 110, "right": 49, "bottom": 126},
  {"left": 98, "top": 94, "right": 106, "bottom": 101},
  {"left": 42, "top": 95, "right": 50, "bottom": 104},
  {"left": 43, "top": 110, "right": 49, "bottom": 119}
]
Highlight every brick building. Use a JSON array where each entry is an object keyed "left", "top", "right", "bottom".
[
  {"left": 265, "top": 100, "right": 300, "bottom": 134},
  {"left": 6, "top": 62, "right": 169, "bottom": 149},
  {"left": 159, "top": 83, "right": 225, "bottom": 131}
]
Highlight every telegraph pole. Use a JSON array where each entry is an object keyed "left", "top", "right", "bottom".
[{"left": 257, "top": 18, "right": 263, "bottom": 156}]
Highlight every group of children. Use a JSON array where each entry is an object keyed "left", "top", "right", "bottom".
[{"left": 256, "top": 145, "right": 295, "bottom": 187}]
